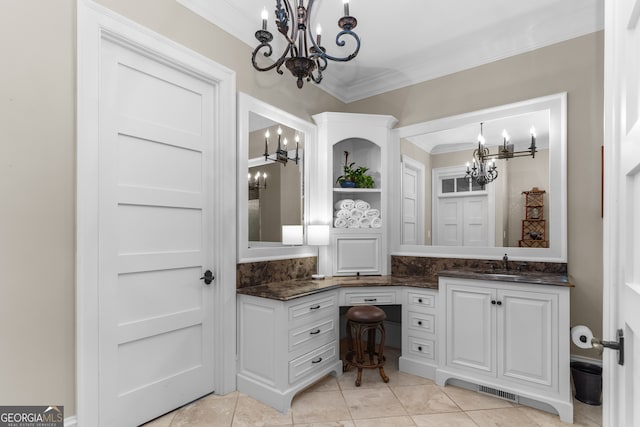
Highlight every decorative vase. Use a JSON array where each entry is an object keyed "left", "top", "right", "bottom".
[{"left": 340, "top": 181, "right": 357, "bottom": 188}]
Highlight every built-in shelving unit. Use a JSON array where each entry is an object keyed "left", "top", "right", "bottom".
[{"left": 313, "top": 112, "right": 397, "bottom": 276}]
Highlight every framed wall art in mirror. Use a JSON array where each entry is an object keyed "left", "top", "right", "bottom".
[
  {"left": 389, "top": 93, "right": 567, "bottom": 262},
  {"left": 238, "top": 92, "right": 317, "bottom": 262}
]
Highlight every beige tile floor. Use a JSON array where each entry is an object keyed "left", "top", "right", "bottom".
[{"left": 143, "top": 348, "right": 602, "bottom": 427}]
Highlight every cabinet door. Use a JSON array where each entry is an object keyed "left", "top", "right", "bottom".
[
  {"left": 498, "top": 289, "right": 556, "bottom": 388},
  {"left": 446, "top": 284, "right": 495, "bottom": 374},
  {"left": 333, "top": 234, "right": 381, "bottom": 275}
]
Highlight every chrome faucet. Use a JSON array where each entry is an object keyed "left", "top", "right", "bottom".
[{"left": 502, "top": 254, "right": 509, "bottom": 271}]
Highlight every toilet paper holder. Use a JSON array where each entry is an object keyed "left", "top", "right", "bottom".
[{"left": 589, "top": 329, "right": 624, "bottom": 365}]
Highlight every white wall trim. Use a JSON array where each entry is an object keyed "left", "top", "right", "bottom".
[
  {"left": 77, "top": 1, "right": 236, "bottom": 425},
  {"left": 64, "top": 416, "right": 77, "bottom": 427}
]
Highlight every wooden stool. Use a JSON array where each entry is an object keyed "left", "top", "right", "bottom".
[{"left": 343, "top": 305, "right": 389, "bottom": 387}]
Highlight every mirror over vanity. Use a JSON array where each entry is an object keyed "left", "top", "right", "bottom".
[
  {"left": 389, "top": 93, "right": 567, "bottom": 262},
  {"left": 238, "top": 92, "right": 317, "bottom": 261}
]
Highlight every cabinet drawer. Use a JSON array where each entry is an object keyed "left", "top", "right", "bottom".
[
  {"left": 406, "top": 290, "right": 437, "bottom": 310},
  {"left": 406, "top": 336, "right": 436, "bottom": 361},
  {"left": 407, "top": 311, "right": 435, "bottom": 334},
  {"left": 342, "top": 290, "right": 397, "bottom": 305},
  {"left": 289, "top": 342, "right": 338, "bottom": 384},
  {"left": 289, "top": 318, "right": 336, "bottom": 353},
  {"left": 288, "top": 293, "right": 337, "bottom": 326}
]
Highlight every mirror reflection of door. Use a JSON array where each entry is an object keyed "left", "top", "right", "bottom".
[
  {"left": 402, "top": 156, "right": 425, "bottom": 245},
  {"left": 433, "top": 167, "right": 493, "bottom": 246}
]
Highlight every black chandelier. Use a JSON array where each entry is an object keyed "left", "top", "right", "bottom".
[
  {"left": 252, "top": 0, "right": 360, "bottom": 88},
  {"left": 264, "top": 126, "right": 300, "bottom": 165},
  {"left": 466, "top": 122, "right": 537, "bottom": 186}
]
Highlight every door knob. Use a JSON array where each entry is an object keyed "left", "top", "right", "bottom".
[
  {"left": 592, "top": 329, "right": 624, "bottom": 365},
  {"left": 200, "top": 270, "right": 214, "bottom": 285}
]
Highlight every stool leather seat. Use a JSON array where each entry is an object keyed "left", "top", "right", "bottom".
[
  {"left": 346, "top": 305, "right": 386, "bottom": 323},
  {"left": 343, "top": 304, "right": 389, "bottom": 387}
]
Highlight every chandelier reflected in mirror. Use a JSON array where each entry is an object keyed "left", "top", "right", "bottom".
[
  {"left": 252, "top": 0, "right": 360, "bottom": 88},
  {"left": 264, "top": 126, "right": 300, "bottom": 165},
  {"left": 248, "top": 171, "right": 267, "bottom": 191},
  {"left": 466, "top": 122, "right": 537, "bottom": 187}
]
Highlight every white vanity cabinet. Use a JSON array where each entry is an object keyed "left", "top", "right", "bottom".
[
  {"left": 399, "top": 288, "right": 439, "bottom": 378},
  {"left": 236, "top": 291, "right": 342, "bottom": 413},
  {"left": 436, "top": 276, "right": 573, "bottom": 423}
]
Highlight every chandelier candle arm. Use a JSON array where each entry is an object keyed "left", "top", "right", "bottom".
[
  {"left": 262, "top": 8, "right": 268, "bottom": 31},
  {"left": 263, "top": 129, "right": 270, "bottom": 160}
]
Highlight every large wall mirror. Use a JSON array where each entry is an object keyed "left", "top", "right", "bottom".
[
  {"left": 238, "top": 92, "right": 317, "bottom": 261},
  {"left": 389, "top": 93, "right": 567, "bottom": 262}
]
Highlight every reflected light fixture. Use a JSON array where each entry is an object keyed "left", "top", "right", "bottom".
[
  {"left": 252, "top": 0, "right": 360, "bottom": 88},
  {"left": 248, "top": 171, "right": 267, "bottom": 191},
  {"left": 264, "top": 126, "right": 300, "bottom": 165},
  {"left": 466, "top": 122, "right": 537, "bottom": 186}
]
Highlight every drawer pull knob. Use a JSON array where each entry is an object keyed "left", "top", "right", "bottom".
[
  {"left": 497, "top": 301, "right": 502, "bottom": 306},
  {"left": 418, "top": 298, "right": 423, "bottom": 303},
  {"left": 491, "top": 300, "right": 497, "bottom": 305},
  {"left": 311, "top": 357, "right": 323, "bottom": 364},
  {"left": 417, "top": 321, "right": 422, "bottom": 325},
  {"left": 418, "top": 346, "right": 423, "bottom": 352},
  {"left": 310, "top": 329, "right": 321, "bottom": 335},
  {"left": 309, "top": 305, "right": 321, "bottom": 310},
  {"left": 364, "top": 298, "right": 377, "bottom": 302}
]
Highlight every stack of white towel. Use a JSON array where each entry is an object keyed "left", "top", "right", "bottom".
[{"left": 334, "top": 199, "right": 382, "bottom": 229}]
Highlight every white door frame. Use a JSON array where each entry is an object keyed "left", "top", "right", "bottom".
[{"left": 76, "top": 1, "right": 236, "bottom": 424}]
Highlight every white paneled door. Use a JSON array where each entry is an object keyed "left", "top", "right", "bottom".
[
  {"left": 98, "top": 38, "right": 217, "bottom": 426},
  {"left": 401, "top": 156, "right": 425, "bottom": 245},
  {"left": 604, "top": 0, "right": 640, "bottom": 425},
  {"left": 436, "top": 196, "right": 488, "bottom": 247}
]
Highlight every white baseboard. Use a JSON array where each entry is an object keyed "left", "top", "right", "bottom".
[
  {"left": 65, "top": 415, "right": 77, "bottom": 427},
  {"left": 570, "top": 354, "right": 602, "bottom": 367}
]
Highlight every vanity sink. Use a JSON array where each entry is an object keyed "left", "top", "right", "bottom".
[{"left": 480, "top": 270, "right": 548, "bottom": 283}]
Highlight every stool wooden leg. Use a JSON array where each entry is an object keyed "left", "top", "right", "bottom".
[
  {"left": 377, "top": 323, "right": 389, "bottom": 383},
  {"left": 366, "top": 328, "right": 376, "bottom": 364},
  {"left": 343, "top": 319, "right": 354, "bottom": 372}
]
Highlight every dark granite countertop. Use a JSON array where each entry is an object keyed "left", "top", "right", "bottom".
[
  {"left": 236, "top": 275, "right": 437, "bottom": 301},
  {"left": 437, "top": 269, "right": 574, "bottom": 287},
  {"left": 237, "top": 270, "right": 573, "bottom": 301}
]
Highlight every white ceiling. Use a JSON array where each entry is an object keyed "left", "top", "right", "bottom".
[{"left": 177, "top": 0, "right": 603, "bottom": 103}]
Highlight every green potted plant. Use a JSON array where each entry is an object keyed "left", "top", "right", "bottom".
[{"left": 336, "top": 151, "right": 375, "bottom": 188}]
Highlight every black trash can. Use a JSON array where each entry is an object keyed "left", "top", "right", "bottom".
[{"left": 571, "top": 362, "right": 602, "bottom": 405}]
